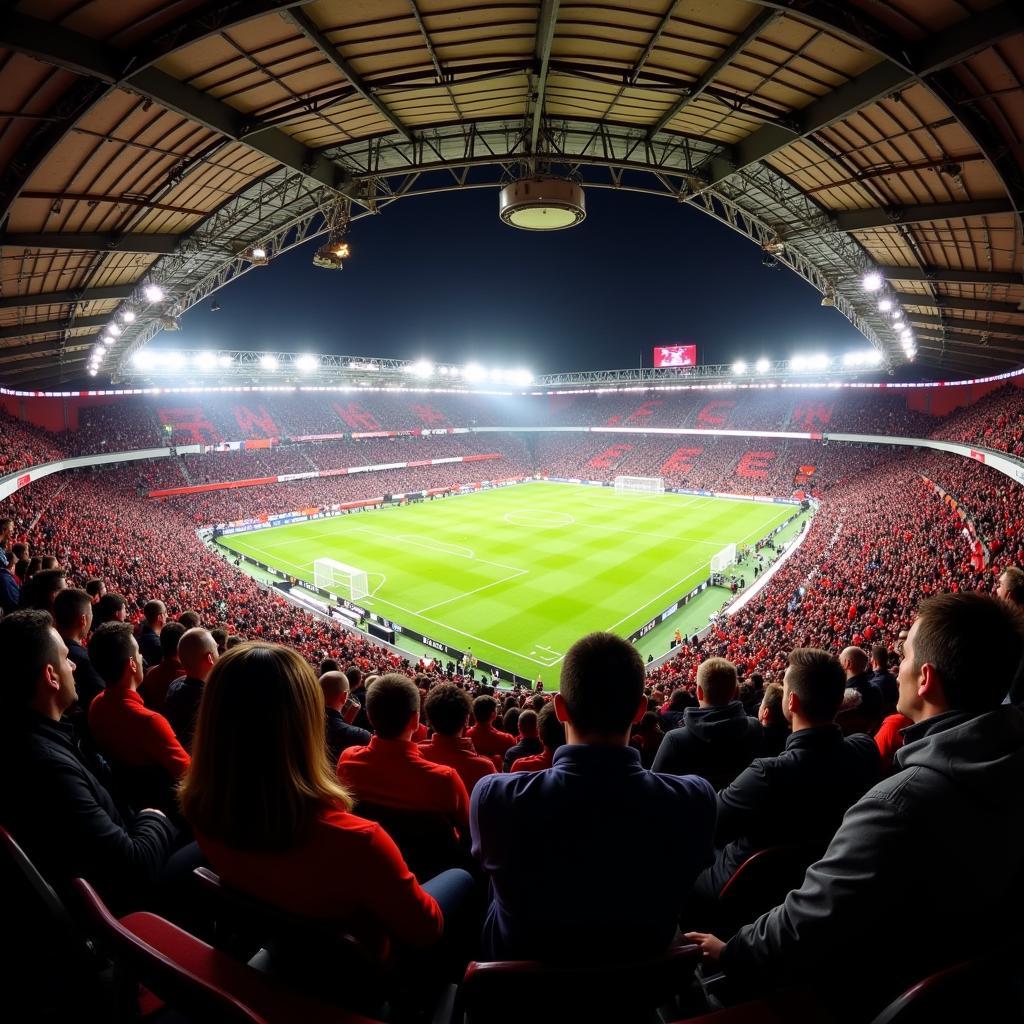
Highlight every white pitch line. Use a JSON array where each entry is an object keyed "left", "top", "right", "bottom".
[{"left": 414, "top": 568, "right": 529, "bottom": 615}]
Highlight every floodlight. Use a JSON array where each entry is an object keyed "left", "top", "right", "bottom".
[
  {"left": 410, "top": 359, "right": 434, "bottom": 379},
  {"left": 259, "top": 354, "right": 279, "bottom": 370},
  {"left": 102, "top": 334, "right": 115, "bottom": 346},
  {"left": 867, "top": 349, "right": 884, "bottom": 365},
  {"left": 195, "top": 351, "right": 217, "bottom": 371},
  {"left": 862, "top": 270, "right": 884, "bottom": 292},
  {"left": 842, "top": 352, "right": 860, "bottom": 367},
  {"left": 499, "top": 176, "right": 586, "bottom": 231},
  {"left": 808, "top": 353, "right": 830, "bottom": 370},
  {"left": 877, "top": 299, "right": 892, "bottom": 313},
  {"left": 88, "top": 368, "right": 97, "bottom": 377},
  {"left": 143, "top": 283, "right": 165, "bottom": 303},
  {"left": 296, "top": 354, "right": 318, "bottom": 372},
  {"left": 733, "top": 360, "right": 748, "bottom": 374},
  {"left": 120, "top": 309, "right": 136, "bottom": 323},
  {"left": 900, "top": 327, "right": 913, "bottom": 339},
  {"left": 106, "top": 323, "right": 122, "bottom": 337},
  {"left": 755, "top": 358, "right": 770, "bottom": 373},
  {"left": 218, "top": 354, "right": 232, "bottom": 368},
  {"left": 132, "top": 350, "right": 154, "bottom": 369},
  {"left": 464, "top": 362, "right": 486, "bottom": 382},
  {"left": 449, "top": 366, "right": 462, "bottom": 378},
  {"left": 791, "top": 355, "right": 808, "bottom": 372},
  {"left": 507, "top": 368, "right": 534, "bottom": 386},
  {"left": 313, "top": 238, "right": 350, "bottom": 270},
  {"left": 438, "top": 365, "right": 449, "bottom": 376},
  {"left": 245, "top": 245, "right": 269, "bottom": 265},
  {"left": 164, "top": 351, "right": 185, "bottom": 370}
]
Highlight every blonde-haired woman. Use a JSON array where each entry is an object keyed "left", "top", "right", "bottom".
[{"left": 180, "top": 642, "right": 474, "bottom": 1001}]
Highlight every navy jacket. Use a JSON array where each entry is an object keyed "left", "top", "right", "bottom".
[
  {"left": 651, "top": 702, "right": 762, "bottom": 789},
  {"left": 502, "top": 736, "right": 543, "bottom": 771},
  {"left": 471, "top": 744, "right": 716, "bottom": 962},
  {"left": 700, "top": 725, "right": 880, "bottom": 894},
  {"left": 0, "top": 566, "right": 20, "bottom": 614},
  {"left": 137, "top": 626, "right": 162, "bottom": 670},
  {"left": 325, "top": 707, "right": 371, "bottom": 765},
  {"left": 165, "top": 675, "right": 204, "bottom": 751}
]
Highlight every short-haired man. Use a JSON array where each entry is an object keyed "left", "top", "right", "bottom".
[
  {"left": 687, "top": 594, "right": 1024, "bottom": 1018},
  {"left": 177, "top": 610, "right": 201, "bottom": 629},
  {"left": 138, "top": 600, "right": 166, "bottom": 669},
  {"left": 53, "top": 588, "right": 107, "bottom": 714},
  {"left": 85, "top": 578, "right": 106, "bottom": 604},
  {"left": 0, "top": 611, "right": 177, "bottom": 905},
  {"left": 338, "top": 673, "right": 470, "bottom": 831},
  {"left": 839, "top": 645, "right": 881, "bottom": 725},
  {"left": 93, "top": 592, "right": 128, "bottom": 629},
  {"left": 502, "top": 709, "right": 543, "bottom": 771},
  {"left": 996, "top": 565, "right": 1024, "bottom": 609},
  {"left": 320, "top": 670, "right": 370, "bottom": 764},
  {"left": 868, "top": 643, "right": 899, "bottom": 715},
  {"left": 694, "top": 649, "right": 879, "bottom": 902},
  {"left": 164, "top": 628, "right": 218, "bottom": 751},
  {"left": 756, "top": 681, "right": 789, "bottom": 756},
  {"left": 88, "top": 623, "right": 190, "bottom": 810},
  {"left": 472, "top": 632, "right": 716, "bottom": 962},
  {"left": 652, "top": 657, "right": 762, "bottom": 788},
  {"left": 139, "top": 622, "right": 186, "bottom": 713},
  {"left": 510, "top": 702, "right": 565, "bottom": 772},
  {"left": 1, "top": 550, "right": 22, "bottom": 613},
  {"left": 467, "top": 694, "right": 515, "bottom": 760},
  {"left": 419, "top": 683, "right": 497, "bottom": 795},
  {"left": 18, "top": 567, "right": 66, "bottom": 613}
]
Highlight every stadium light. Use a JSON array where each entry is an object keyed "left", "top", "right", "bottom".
[
  {"left": 163, "top": 351, "right": 185, "bottom": 370},
  {"left": 507, "top": 368, "right": 534, "bottom": 386},
  {"left": 296, "top": 354, "right": 318, "bottom": 372},
  {"left": 102, "top": 334, "right": 115, "bottom": 346},
  {"left": 790, "top": 355, "right": 808, "bottom": 372},
  {"left": 410, "top": 359, "right": 434, "bottom": 379},
  {"left": 755, "top": 357, "right": 770, "bottom": 374},
  {"left": 259, "top": 354, "right": 278, "bottom": 370},
  {"left": 120, "top": 309, "right": 136, "bottom": 323},
  {"left": 106, "top": 323, "right": 122, "bottom": 337},
  {"left": 449, "top": 365, "right": 462, "bottom": 378},
  {"left": 132, "top": 350, "right": 154, "bottom": 369},
  {"left": 143, "top": 283, "right": 165, "bottom": 303},
  {"left": 464, "top": 362, "right": 486, "bottom": 383},
  {"left": 88, "top": 368, "right": 97, "bottom": 377},
  {"left": 877, "top": 298, "right": 892, "bottom": 313},
  {"left": 732, "top": 360, "right": 748, "bottom": 374},
  {"left": 245, "top": 245, "right": 269, "bottom": 265},
  {"left": 862, "top": 270, "right": 884, "bottom": 292},
  {"left": 195, "top": 351, "right": 217, "bottom": 371},
  {"left": 843, "top": 349, "right": 884, "bottom": 367},
  {"left": 217, "top": 354, "right": 232, "bottom": 368}
]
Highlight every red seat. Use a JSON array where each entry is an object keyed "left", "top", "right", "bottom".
[
  {"left": 459, "top": 943, "right": 702, "bottom": 1023},
  {"left": 73, "top": 877, "right": 380, "bottom": 1024}
]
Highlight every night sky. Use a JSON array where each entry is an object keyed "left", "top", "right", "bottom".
[{"left": 178, "top": 186, "right": 867, "bottom": 375}]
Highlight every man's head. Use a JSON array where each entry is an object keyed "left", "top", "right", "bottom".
[
  {"left": 669, "top": 688, "right": 691, "bottom": 711},
  {"left": 210, "top": 627, "right": 227, "bottom": 654},
  {"left": 225, "top": 634, "right": 245, "bottom": 650},
  {"left": 11, "top": 542, "right": 27, "bottom": 562},
  {"left": 0, "top": 610, "right": 77, "bottom": 720},
  {"left": 93, "top": 592, "right": 127, "bottom": 627},
  {"left": 85, "top": 578, "right": 105, "bottom": 603},
  {"left": 178, "top": 627, "right": 219, "bottom": 682},
  {"left": 517, "top": 709, "right": 539, "bottom": 738},
  {"left": 159, "top": 621, "right": 186, "bottom": 662},
  {"left": 424, "top": 683, "right": 473, "bottom": 737},
  {"left": 88, "top": 622, "right": 144, "bottom": 689},
  {"left": 695, "top": 657, "right": 738, "bottom": 708},
  {"left": 319, "top": 670, "right": 350, "bottom": 710},
  {"left": 346, "top": 665, "right": 363, "bottom": 690},
  {"left": 758, "top": 682, "right": 786, "bottom": 728},
  {"left": 783, "top": 648, "right": 847, "bottom": 726},
  {"left": 537, "top": 702, "right": 566, "bottom": 753},
  {"left": 472, "top": 694, "right": 498, "bottom": 725},
  {"left": 53, "top": 588, "right": 93, "bottom": 642},
  {"left": 320, "top": 657, "right": 340, "bottom": 676},
  {"left": 178, "top": 610, "right": 201, "bottom": 629},
  {"left": 839, "top": 646, "right": 870, "bottom": 679},
  {"left": 19, "top": 568, "right": 67, "bottom": 612},
  {"left": 556, "top": 632, "right": 646, "bottom": 742},
  {"left": 0, "top": 518, "right": 14, "bottom": 543},
  {"left": 365, "top": 673, "right": 420, "bottom": 739},
  {"left": 996, "top": 566, "right": 1024, "bottom": 609},
  {"left": 143, "top": 600, "right": 167, "bottom": 630},
  {"left": 898, "top": 592, "right": 1024, "bottom": 721},
  {"left": 870, "top": 644, "right": 889, "bottom": 673}
]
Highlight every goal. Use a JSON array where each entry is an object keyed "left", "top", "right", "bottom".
[
  {"left": 710, "top": 543, "right": 738, "bottom": 574},
  {"left": 313, "top": 558, "right": 369, "bottom": 600},
  {"left": 614, "top": 475, "right": 664, "bottom": 495}
]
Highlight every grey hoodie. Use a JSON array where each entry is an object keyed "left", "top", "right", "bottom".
[{"left": 721, "top": 706, "right": 1024, "bottom": 1017}]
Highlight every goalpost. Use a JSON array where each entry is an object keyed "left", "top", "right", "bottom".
[
  {"left": 313, "top": 558, "right": 369, "bottom": 600},
  {"left": 614, "top": 475, "right": 665, "bottom": 495},
  {"left": 710, "top": 543, "right": 738, "bottom": 574}
]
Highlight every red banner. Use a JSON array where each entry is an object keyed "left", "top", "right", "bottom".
[{"left": 653, "top": 344, "right": 697, "bottom": 368}]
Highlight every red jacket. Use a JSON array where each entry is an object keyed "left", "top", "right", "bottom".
[
  {"left": 88, "top": 687, "right": 190, "bottom": 779},
  {"left": 139, "top": 656, "right": 183, "bottom": 713},
  {"left": 467, "top": 721, "right": 516, "bottom": 758},
  {"left": 338, "top": 736, "right": 470, "bottom": 829},
  {"left": 195, "top": 804, "right": 442, "bottom": 959},
  {"left": 510, "top": 748, "right": 555, "bottom": 773},
  {"left": 419, "top": 734, "right": 496, "bottom": 795},
  {"left": 875, "top": 713, "right": 912, "bottom": 770}
]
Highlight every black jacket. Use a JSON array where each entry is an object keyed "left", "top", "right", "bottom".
[
  {"left": 137, "top": 625, "right": 162, "bottom": 670},
  {"left": 869, "top": 669, "right": 899, "bottom": 713},
  {"left": 165, "top": 675, "right": 204, "bottom": 751},
  {"left": 847, "top": 669, "right": 882, "bottom": 721},
  {"left": 324, "top": 708, "right": 371, "bottom": 765},
  {"left": 721, "top": 707, "right": 1024, "bottom": 1018},
  {"left": 67, "top": 638, "right": 106, "bottom": 712},
  {"left": 700, "top": 725, "right": 880, "bottom": 894},
  {"left": 0, "top": 713, "right": 176, "bottom": 908},
  {"left": 503, "top": 736, "right": 543, "bottom": 772},
  {"left": 651, "top": 702, "right": 762, "bottom": 789}
]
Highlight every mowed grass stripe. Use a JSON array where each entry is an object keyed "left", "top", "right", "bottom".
[{"left": 222, "top": 483, "right": 793, "bottom": 678}]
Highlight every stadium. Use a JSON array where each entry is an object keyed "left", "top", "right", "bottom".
[{"left": 1, "top": 2, "right": 1023, "bottom": 1023}]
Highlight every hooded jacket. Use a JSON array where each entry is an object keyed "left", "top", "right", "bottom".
[
  {"left": 721, "top": 706, "right": 1024, "bottom": 1017},
  {"left": 651, "top": 701, "right": 762, "bottom": 789}
]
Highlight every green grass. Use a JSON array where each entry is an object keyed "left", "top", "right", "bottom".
[{"left": 221, "top": 482, "right": 794, "bottom": 680}]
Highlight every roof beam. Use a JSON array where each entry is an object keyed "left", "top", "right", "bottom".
[
  {"left": 908, "top": 313, "right": 1024, "bottom": 338},
  {"left": 648, "top": 8, "right": 778, "bottom": 139},
  {"left": 830, "top": 198, "right": 1017, "bottom": 232},
  {"left": 897, "top": 293, "right": 1024, "bottom": 316},
  {"left": 285, "top": 9, "right": 413, "bottom": 144},
  {"left": 707, "top": 3, "right": 1024, "bottom": 184},
  {"left": 0, "top": 338, "right": 100, "bottom": 363},
  {"left": 0, "top": 232, "right": 180, "bottom": 254},
  {"left": 530, "top": 0, "right": 561, "bottom": 154},
  {"left": 0, "top": 12, "right": 353, "bottom": 196},
  {"left": 915, "top": 332, "right": 1023, "bottom": 360},
  {"left": 0, "top": 349, "right": 93, "bottom": 376},
  {"left": 0, "top": 315, "right": 109, "bottom": 342},
  {"left": 876, "top": 265, "right": 1023, "bottom": 286},
  {"left": 630, "top": 1, "right": 680, "bottom": 84},
  {"left": 0, "top": 284, "right": 134, "bottom": 310}
]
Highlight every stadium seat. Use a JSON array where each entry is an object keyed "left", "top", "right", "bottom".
[
  {"left": 73, "top": 877, "right": 378, "bottom": 1024},
  {"left": 191, "top": 866, "right": 386, "bottom": 1013},
  {"left": 458, "top": 943, "right": 702, "bottom": 1023},
  {"left": 667, "top": 989, "right": 835, "bottom": 1023},
  {"left": 354, "top": 800, "right": 469, "bottom": 880},
  {"left": 712, "top": 844, "right": 822, "bottom": 936}
]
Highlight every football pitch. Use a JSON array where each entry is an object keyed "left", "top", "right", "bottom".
[{"left": 221, "top": 482, "right": 794, "bottom": 680}]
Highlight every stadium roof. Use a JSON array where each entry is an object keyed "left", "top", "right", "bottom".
[{"left": 0, "top": 0, "right": 1022, "bottom": 388}]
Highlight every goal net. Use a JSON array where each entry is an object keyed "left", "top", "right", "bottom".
[
  {"left": 313, "top": 558, "right": 369, "bottom": 600},
  {"left": 614, "top": 475, "right": 664, "bottom": 495},
  {"left": 710, "top": 543, "right": 738, "bottom": 574}
]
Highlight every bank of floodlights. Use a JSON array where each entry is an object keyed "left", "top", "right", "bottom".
[{"left": 313, "top": 198, "right": 352, "bottom": 270}]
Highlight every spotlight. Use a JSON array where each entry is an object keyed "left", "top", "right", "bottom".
[
  {"left": 132, "top": 351, "right": 154, "bottom": 369},
  {"left": 410, "top": 359, "right": 434, "bottom": 379},
  {"left": 755, "top": 358, "right": 770, "bottom": 374},
  {"left": 862, "top": 270, "right": 884, "bottom": 292},
  {"left": 245, "top": 245, "right": 269, "bottom": 265},
  {"left": 88, "top": 368, "right": 97, "bottom": 377},
  {"left": 143, "top": 283, "right": 165, "bottom": 303},
  {"left": 217, "top": 354, "right": 232, "bottom": 368},
  {"left": 791, "top": 355, "right": 808, "bottom": 372},
  {"left": 464, "top": 363, "right": 486, "bottom": 383},
  {"left": 106, "top": 323, "right": 122, "bottom": 337},
  {"left": 732, "top": 360, "right": 748, "bottom": 374},
  {"left": 163, "top": 351, "right": 185, "bottom": 370},
  {"left": 296, "top": 354, "right": 318, "bottom": 372},
  {"left": 120, "top": 309, "right": 136, "bottom": 323},
  {"left": 877, "top": 299, "right": 892, "bottom": 313},
  {"left": 102, "top": 335, "right": 115, "bottom": 346},
  {"left": 507, "top": 368, "right": 534, "bottom": 386},
  {"left": 808, "top": 353, "right": 830, "bottom": 370},
  {"left": 259, "top": 354, "right": 278, "bottom": 370},
  {"left": 312, "top": 239, "right": 350, "bottom": 270},
  {"left": 195, "top": 351, "right": 217, "bottom": 371}
]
